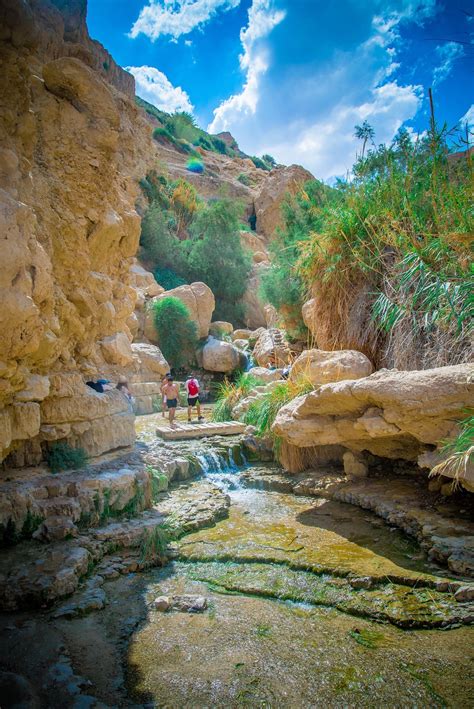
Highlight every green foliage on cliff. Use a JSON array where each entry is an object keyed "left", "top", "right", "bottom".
[
  {"left": 140, "top": 173, "right": 252, "bottom": 324},
  {"left": 264, "top": 121, "right": 473, "bottom": 364},
  {"left": 187, "top": 199, "right": 252, "bottom": 322},
  {"left": 46, "top": 443, "right": 88, "bottom": 474},
  {"left": 151, "top": 296, "right": 198, "bottom": 368},
  {"left": 260, "top": 179, "right": 334, "bottom": 335}
]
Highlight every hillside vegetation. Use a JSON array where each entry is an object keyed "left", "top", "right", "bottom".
[
  {"left": 263, "top": 123, "right": 473, "bottom": 368},
  {"left": 139, "top": 170, "right": 252, "bottom": 323}
]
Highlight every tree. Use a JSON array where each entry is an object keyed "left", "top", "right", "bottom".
[
  {"left": 152, "top": 297, "right": 198, "bottom": 369},
  {"left": 186, "top": 199, "right": 252, "bottom": 323},
  {"left": 354, "top": 121, "right": 375, "bottom": 159}
]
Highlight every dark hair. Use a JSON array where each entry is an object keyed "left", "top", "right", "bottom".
[{"left": 116, "top": 381, "right": 128, "bottom": 390}]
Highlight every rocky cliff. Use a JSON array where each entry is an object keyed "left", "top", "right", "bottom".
[{"left": 0, "top": 0, "right": 313, "bottom": 466}]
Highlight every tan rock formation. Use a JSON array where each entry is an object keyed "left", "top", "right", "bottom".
[
  {"left": 242, "top": 262, "right": 268, "bottom": 329},
  {"left": 254, "top": 329, "right": 291, "bottom": 367},
  {"left": 202, "top": 337, "right": 240, "bottom": 373},
  {"left": 0, "top": 0, "right": 156, "bottom": 462},
  {"left": 290, "top": 349, "right": 373, "bottom": 386},
  {"left": 247, "top": 367, "right": 283, "bottom": 383},
  {"left": 145, "top": 282, "right": 215, "bottom": 342},
  {"left": 302, "top": 299, "right": 317, "bottom": 337},
  {"left": 273, "top": 364, "right": 474, "bottom": 490},
  {"left": 209, "top": 321, "right": 234, "bottom": 336},
  {"left": 254, "top": 164, "right": 314, "bottom": 239}
]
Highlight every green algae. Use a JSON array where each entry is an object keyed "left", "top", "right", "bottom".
[{"left": 177, "top": 560, "right": 472, "bottom": 628}]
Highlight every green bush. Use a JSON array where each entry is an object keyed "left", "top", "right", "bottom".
[
  {"left": 153, "top": 266, "right": 187, "bottom": 290},
  {"left": 186, "top": 198, "right": 252, "bottom": 323},
  {"left": 152, "top": 296, "right": 198, "bottom": 368},
  {"left": 237, "top": 173, "right": 251, "bottom": 186},
  {"left": 46, "top": 442, "right": 88, "bottom": 473}
]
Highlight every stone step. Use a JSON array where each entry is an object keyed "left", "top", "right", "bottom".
[{"left": 155, "top": 421, "right": 246, "bottom": 441}]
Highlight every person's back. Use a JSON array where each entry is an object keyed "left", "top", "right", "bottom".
[{"left": 185, "top": 376, "right": 203, "bottom": 423}]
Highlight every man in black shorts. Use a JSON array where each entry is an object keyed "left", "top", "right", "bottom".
[
  {"left": 185, "top": 375, "right": 204, "bottom": 423},
  {"left": 162, "top": 374, "right": 180, "bottom": 428}
]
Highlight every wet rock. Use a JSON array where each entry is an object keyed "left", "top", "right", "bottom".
[
  {"left": 349, "top": 576, "right": 374, "bottom": 590},
  {"left": 153, "top": 596, "right": 171, "bottom": 612},
  {"left": 454, "top": 586, "right": 474, "bottom": 603},
  {"left": 171, "top": 595, "right": 208, "bottom": 613}
]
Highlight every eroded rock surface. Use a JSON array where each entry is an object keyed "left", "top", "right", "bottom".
[
  {"left": 290, "top": 348, "right": 373, "bottom": 386},
  {"left": 274, "top": 364, "right": 474, "bottom": 490}
]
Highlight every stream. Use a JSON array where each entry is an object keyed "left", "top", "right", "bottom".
[
  {"left": 1, "top": 417, "right": 473, "bottom": 707},
  {"left": 125, "top": 418, "right": 474, "bottom": 707}
]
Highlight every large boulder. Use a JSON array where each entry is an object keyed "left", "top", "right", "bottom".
[
  {"left": 254, "top": 165, "right": 314, "bottom": 239},
  {"left": 302, "top": 299, "right": 317, "bottom": 337},
  {"left": 290, "top": 349, "right": 373, "bottom": 386},
  {"left": 253, "top": 329, "right": 291, "bottom": 367},
  {"left": 273, "top": 363, "right": 474, "bottom": 491},
  {"left": 202, "top": 337, "right": 240, "bottom": 373},
  {"left": 131, "top": 342, "right": 169, "bottom": 381},
  {"left": 209, "top": 321, "right": 233, "bottom": 337},
  {"left": 145, "top": 282, "right": 215, "bottom": 342},
  {"left": 247, "top": 367, "right": 283, "bottom": 383}
]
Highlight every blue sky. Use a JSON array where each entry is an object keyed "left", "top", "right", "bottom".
[{"left": 87, "top": 0, "right": 473, "bottom": 180}]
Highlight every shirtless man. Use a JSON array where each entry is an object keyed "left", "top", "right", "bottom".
[{"left": 162, "top": 374, "right": 180, "bottom": 428}]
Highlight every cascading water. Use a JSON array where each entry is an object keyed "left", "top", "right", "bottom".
[{"left": 194, "top": 446, "right": 246, "bottom": 492}]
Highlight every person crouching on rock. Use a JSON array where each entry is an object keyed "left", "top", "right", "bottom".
[
  {"left": 185, "top": 375, "right": 204, "bottom": 423},
  {"left": 162, "top": 374, "right": 180, "bottom": 428}
]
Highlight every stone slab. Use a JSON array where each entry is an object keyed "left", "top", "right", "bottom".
[{"left": 155, "top": 421, "right": 246, "bottom": 440}]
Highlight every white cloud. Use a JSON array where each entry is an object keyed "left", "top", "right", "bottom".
[
  {"left": 126, "top": 65, "right": 193, "bottom": 112},
  {"left": 207, "top": 0, "right": 285, "bottom": 132},
  {"left": 433, "top": 41, "right": 464, "bottom": 87},
  {"left": 261, "top": 81, "right": 422, "bottom": 180},
  {"left": 459, "top": 104, "right": 474, "bottom": 126},
  {"left": 130, "top": 0, "right": 240, "bottom": 41}
]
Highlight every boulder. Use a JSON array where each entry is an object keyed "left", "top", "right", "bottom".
[
  {"left": 145, "top": 282, "right": 215, "bottom": 341},
  {"left": 273, "top": 363, "right": 474, "bottom": 490},
  {"left": 253, "top": 329, "right": 291, "bottom": 367},
  {"left": 343, "top": 451, "right": 368, "bottom": 478},
  {"left": 254, "top": 164, "right": 314, "bottom": 239},
  {"left": 100, "top": 332, "right": 134, "bottom": 366},
  {"left": 209, "top": 321, "right": 233, "bottom": 337},
  {"left": 129, "top": 261, "right": 163, "bottom": 298},
  {"left": 290, "top": 349, "right": 373, "bottom": 386},
  {"left": 302, "top": 298, "right": 317, "bottom": 337},
  {"left": 202, "top": 337, "right": 240, "bottom": 373},
  {"left": 247, "top": 366, "right": 283, "bottom": 383},
  {"left": 264, "top": 303, "right": 279, "bottom": 328},
  {"left": 131, "top": 342, "right": 169, "bottom": 380},
  {"left": 232, "top": 329, "right": 252, "bottom": 341}
]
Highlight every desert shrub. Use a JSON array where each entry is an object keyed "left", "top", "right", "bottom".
[
  {"left": 152, "top": 296, "right": 198, "bottom": 368},
  {"left": 210, "top": 136, "right": 227, "bottom": 154},
  {"left": 186, "top": 198, "right": 252, "bottom": 322},
  {"left": 250, "top": 155, "right": 270, "bottom": 171},
  {"left": 262, "top": 154, "right": 276, "bottom": 167},
  {"left": 237, "top": 173, "right": 251, "bottom": 186},
  {"left": 153, "top": 126, "right": 177, "bottom": 146},
  {"left": 46, "top": 442, "right": 88, "bottom": 473},
  {"left": 140, "top": 202, "right": 185, "bottom": 269},
  {"left": 171, "top": 179, "right": 198, "bottom": 237}
]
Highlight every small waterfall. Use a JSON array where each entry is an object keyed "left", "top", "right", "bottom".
[{"left": 194, "top": 447, "right": 245, "bottom": 492}]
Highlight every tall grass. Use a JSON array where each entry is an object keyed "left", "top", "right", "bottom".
[
  {"left": 270, "top": 123, "right": 473, "bottom": 367},
  {"left": 243, "top": 378, "right": 313, "bottom": 436},
  {"left": 212, "top": 372, "right": 264, "bottom": 422}
]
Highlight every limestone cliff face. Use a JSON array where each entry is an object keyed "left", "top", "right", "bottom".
[{"left": 0, "top": 0, "right": 156, "bottom": 463}]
